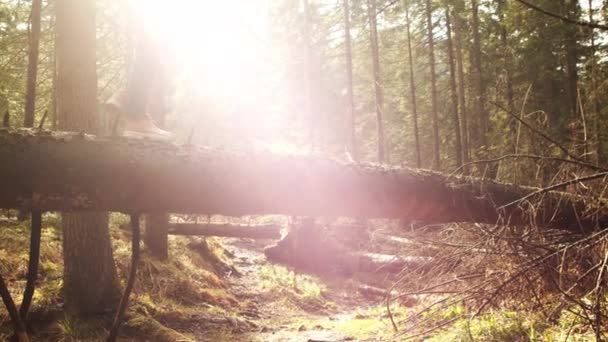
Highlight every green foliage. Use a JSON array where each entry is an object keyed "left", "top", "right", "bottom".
[
  {"left": 428, "top": 311, "right": 534, "bottom": 342},
  {"left": 427, "top": 307, "right": 600, "bottom": 342},
  {"left": 259, "top": 264, "right": 327, "bottom": 305},
  {"left": 0, "top": 214, "right": 236, "bottom": 340}
]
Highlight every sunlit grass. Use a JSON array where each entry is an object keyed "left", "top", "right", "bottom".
[
  {"left": 55, "top": 315, "right": 107, "bottom": 341},
  {"left": 0, "top": 213, "right": 239, "bottom": 340},
  {"left": 425, "top": 307, "right": 598, "bottom": 342},
  {"left": 259, "top": 264, "right": 326, "bottom": 300}
]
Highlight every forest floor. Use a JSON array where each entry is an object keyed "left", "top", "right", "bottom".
[
  {"left": 0, "top": 215, "right": 597, "bottom": 341},
  {"left": 195, "top": 237, "right": 396, "bottom": 342},
  {"left": 0, "top": 215, "right": 399, "bottom": 341}
]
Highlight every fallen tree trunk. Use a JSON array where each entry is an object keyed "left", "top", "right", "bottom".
[
  {"left": 0, "top": 129, "right": 606, "bottom": 233},
  {"left": 168, "top": 223, "right": 281, "bottom": 239}
]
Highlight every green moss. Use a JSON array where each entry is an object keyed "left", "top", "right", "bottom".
[
  {"left": 425, "top": 309, "right": 594, "bottom": 342},
  {"left": 125, "top": 311, "right": 190, "bottom": 342},
  {"left": 53, "top": 314, "right": 107, "bottom": 341},
  {"left": 0, "top": 214, "right": 242, "bottom": 340}
]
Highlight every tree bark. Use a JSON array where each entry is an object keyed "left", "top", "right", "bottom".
[
  {"left": 367, "top": 0, "right": 386, "bottom": 163},
  {"left": 23, "top": 0, "right": 42, "bottom": 128},
  {"left": 470, "top": 0, "right": 488, "bottom": 153},
  {"left": 405, "top": 4, "right": 421, "bottom": 168},
  {"left": 145, "top": 214, "right": 168, "bottom": 259},
  {"left": 144, "top": 51, "right": 170, "bottom": 260},
  {"left": 425, "top": 0, "right": 441, "bottom": 170},
  {"left": 563, "top": 0, "right": 580, "bottom": 121},
  {"left": 55, "top": 0, "right": 119, "bottom": 316},
  {"left": 0, "top": 129, "right": 606, "bottom": 234},
  {"left": 0, "top": 275, "right": 29, "bottom": 341},
  {"left": 169, "top": 223, "right": 281, "bottom": 239},
  {"left": 497, "top": 0, "right": 516, "bottom": 154},
  {"left": 588, "top": 0, "right": 604, "bottom": 165},
  {"left": 445, "top": 4, "right": 463, "bottom": 168},
  {"left": 302, "top": 0, "right": 316, "bottom": 150},
  {"left": 18, "top": 0, "right": 43, "bottom": 222},
  {"left": 343, "top": 0, "right": 357, "bottom": 161},
  {"left": 453, "top": 2, "right": 469, "bottom": 164}
]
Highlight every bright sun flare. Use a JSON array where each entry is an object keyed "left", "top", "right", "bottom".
[
  {"left": 126, "top": 0, "right": 302, "bottom": 152},
  {"left": 132, "top": 0, "right": 270, "bottom": 97}
]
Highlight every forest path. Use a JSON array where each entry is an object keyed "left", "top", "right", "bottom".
[{"left": 197, "top": 237, "right": 394, "bottom": 342}]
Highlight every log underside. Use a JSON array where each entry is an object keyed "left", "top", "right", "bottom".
[{"left": 0, "top": 128, "right": 606, "bottom": 233}]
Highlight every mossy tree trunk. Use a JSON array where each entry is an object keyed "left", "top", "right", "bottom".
[
  {"left": 55, "top": 0, "right": 119, "bottom": 315},
  {"left": 0, "top": 129, "right": 606, "bottom": 234}
]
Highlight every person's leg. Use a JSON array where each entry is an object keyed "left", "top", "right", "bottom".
[
  {"left": 106, "top": 16, "right": 172, "bottom": 139},
  {"left": 124, "top": 27, "right": 151, "bottom": 120}
]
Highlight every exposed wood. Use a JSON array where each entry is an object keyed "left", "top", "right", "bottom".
[
  {"left": 169, "top": 223, "right": 281, "bottom": 239},
  {"left": 0, "top": 129, "right": 606, "bottom": 233},
  {"left": 357, "top": 284, "right": 396, "bottom": 299}
]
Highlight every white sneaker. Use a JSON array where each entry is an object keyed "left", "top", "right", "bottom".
[
  {"left": 105, "top": 90, "right": 174, "bottom": 141},
  {"left": 123, "top": 114, "right": 174, "bottom": 141}
]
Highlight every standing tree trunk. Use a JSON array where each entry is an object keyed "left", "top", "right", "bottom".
[
  {"left": 563, "top": 0, "right": 579, "bottom": 121},
  {"left": 302, "top": 0, "right": 316, "bottom": 151},
  {"left": 497, "top": 0, "right": 516, "bottom": 153},
  {"left": 445, "top": 4, "right": 463, "bottom": 168},
  {"left": 23, "top": 0, "right": 42, "bottom": 128},
  {"left": 343, "top": 0, "right": 357, "bottom": 161},
  {"left": 453, "top": 1, "right": 469, "bottom": 165},
  {"left": 470, "top": 0, "right": 487, "bottom": 154},
  {"left": 588, "top": 0, "right": 603, "bottom": 165},
  {"left": 367, "top": 0, "right": 385, "bottom": 163},
  {"left": 560, "top": 0, "right": 583, "bottom": 158},
  {"left": 55, "top": 0, "right": 119, "bottom": 315},
  {"left": 50, "top": 14, "right": 58, "bottom": 130},
  {"left": 425, "top": 0, "right": 441, "bottom": 170},
  {"left": 144, "top": 55, "right": 170, "bottom": 260},
  {"left": 18, "top": 0, "right": 43, "bottom": 222},
  {"left": 405, "top": 4, "right": 421, "bottom": 168}
]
